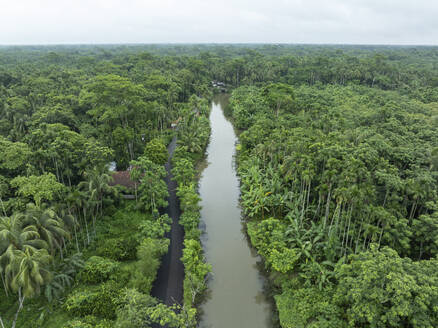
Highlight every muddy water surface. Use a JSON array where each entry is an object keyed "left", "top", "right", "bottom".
[{"left": 199, "top": 94, "right": 272, "bottom": 328}]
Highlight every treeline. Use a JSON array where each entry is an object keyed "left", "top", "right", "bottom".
[{"left": 230, "top": 81, "right": 438, "bottom": 327}]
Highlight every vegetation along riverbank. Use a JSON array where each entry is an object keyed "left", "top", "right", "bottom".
[{"left": 1, "top": 44, "right": 438, "bottom": 327}]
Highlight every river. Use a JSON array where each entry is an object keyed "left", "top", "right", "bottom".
[{"left": 199, "top": 94, "right": 272, "bottom": 328}]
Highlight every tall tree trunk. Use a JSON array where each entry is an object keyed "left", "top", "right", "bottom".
[
  {"left": 313, "top": 192, "right": 322, "bottom": 220},
  {"left": 11, "top": 289, "right": 25, "bottom": 328},
  {"left": 73, "top": 223, "right": 80, "bottom": 253},
  {"left": 355, "top": 216, "right": 364, "bottom": 254},
  {"left": 0, "top": 196, "right": 6, "bottom": 216},
  {"left": 83, "top": 207, "right": 90, "bottom": 245},
  {"left": 0, "top": 273, "right": 8, "bottom": 297},
  {"left": 409, "top": 199, "right": 418, "bottom": 222},
  {"left": 343, "top": 204, "right": 353, "bottom": 257},
  {"left": 323, "top": 184, "right": 332, "bottom": 230}
]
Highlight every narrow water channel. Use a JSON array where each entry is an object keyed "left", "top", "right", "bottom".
[{"left": 199, "top": 94, "right": 272, "bottom": 328}]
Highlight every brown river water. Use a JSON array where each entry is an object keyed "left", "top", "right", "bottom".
[{"left": 199, "top": 94, "right": 272, "bottom": 328}]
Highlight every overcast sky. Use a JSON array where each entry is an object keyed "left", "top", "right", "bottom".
[{"left": 1, "top": 0, "right": 438, "bottom": 45}]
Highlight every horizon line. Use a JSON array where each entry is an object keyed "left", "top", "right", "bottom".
[{"left": 1, "top": 42, "right": 438, "bottom": 47}]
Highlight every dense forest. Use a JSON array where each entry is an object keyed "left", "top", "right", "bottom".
[
  {"left": 1, "top": 44, "right": 438, "bottom": 327},
  {"left": 0, "top": 46, "right": 212, "bottom": 327},
  {"left": 225, "top": 48, "right": 438, "bottom": 327}
]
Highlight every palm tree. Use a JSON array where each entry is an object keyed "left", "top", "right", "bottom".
[
  {"left": 0, "top": 213, "right": 46, "bottom": 254},
  {"left": 178, "top": 129, "right": 202, "bottom": 153},
  {"left": 2, "top": 248, "right": 52, "bottom": 328},
  {"left": 0, "top": 213, "right": 46, "bottom": 296},
  {"left": 56, "top": 207, "right": 79, "bottom": 253},
  {"left": 24, "top": 204, "right": 69, "bottom": 258},
  {"left": 10, "top": 248, "right": 52, "bottom": 297},
  {"left": 79, "top": 168, "right": 113, "bottom": 236},
  {"left": 66, "top": 188, "right": 91, "bottom": 246},
  {"left": 0, "top": 176, "right": 8, "bottom": 216},
  {"left": 44, "top": 252, "right": 84, "bottom": 303}
]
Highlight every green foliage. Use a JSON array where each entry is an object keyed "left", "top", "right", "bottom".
[
  {"left": 411, "top": 204, "right": 438, "bottom": 259},
  {"left": 77, "top": 256, "right": 119, "bottom": 284},
  {"left": 181, "top": 239, "right": 211, "bottom": 307},
  {"left": 44, "top": 253, "right": 85, "bottom": 303},
  {"left": 10, "top": 173, "right": 64, "bottom": 206},
  {"left": 64, "top": 288, "right": 98, "bottom": 317},
  {"left": 180, "top": 211, "right": 201, "bottom": 240},
  {"left": 247, "top": 218, "right": 287, "bottom": 259},
  {"left": 62, "top": 320, "right": 93, "bottom": 328},
  {"left": 228, "top": 86, "right": 268, "bottom": 129},
  {"left": 144, "top": 138, "right": 168, "bottom": 165},
  {"left": 137, "top": 214, "right": 171, "bottom": 239},
  {"left": 177, "top": 184, "right": 201, "bottom": 213},
  {"left": 4, "top": 43, "right": 438, "bottom": 328},
  {"left": 230, "top": 67, "right": 438, "bottom": 327},
  {"left": 334, "top": 245, "right": 438, "bottom": 328},
  {"left": 114, "top": 288, "right": 157, "bottom": 328},
  {"left": 262, "top": 83, "right": 295, "bottom": 116},
  {"left": 130, "top": 156, "right": 168, "bottom": 213},
  {"left": 171, "top": 158, "right": 195, "bottom": 185},
  {"left": 147, "top": 303, "right": 197, "bottom": 328},
  {"left": 64, "top": 281, "right": 120, "bottom": 319},
  {"left": 275, "top": 284, "right": 346, "bottom": 328},
  {"left": 0, "top": 137, "right": 31, "bottom": 172},
  {"left": 62, "top": 316, "right": 112, "bottom": 328},
  {"left": 0, "top": 45, "right": 214, "bottom": 328},
  {"left": 131, "top": 237, "right": 169, "bottom": 294},
  {"left": 95, "top": 236, "right": 138, "bottom": 261}
]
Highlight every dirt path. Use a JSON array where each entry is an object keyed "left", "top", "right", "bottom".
[{"left": 151, "top": 136, "right": 184, "bottom": 306}]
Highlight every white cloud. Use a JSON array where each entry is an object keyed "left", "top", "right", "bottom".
[{"left": 0, "top": 0, "right": 437, "bottom": 44}]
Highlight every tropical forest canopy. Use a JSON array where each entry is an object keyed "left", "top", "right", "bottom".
[{"left": 0, "top": 44, "right": 438, "bottom": 327}]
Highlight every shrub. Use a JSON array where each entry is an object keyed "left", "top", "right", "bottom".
[
  {"left": 62, "top": 320, "right": 93, "bottom": 328},
  {"left": 171, "top": 158, "right": 195, "bottom": 185},
  {"left": 83, "top": 316, "right": 113, "bottom": 328},
  {"left": 62, "top": 316, "right": 113, "bottom": 328},
  {"left": 115, "top": 288, "right": 157, "bottom": 328},
  {"left": 176, "top": 184, "right": 201, "bottom": 213},
  {"left": 78, "top": 256, "right": 119, "bottom": 284},
  {"left": 184, "top": 227, "right": 201, "bottom": 240},
  {"left": 64, "top": 281, "right": 120, "bottom": 319},
  {"left": 131, "top": 238, "right": 169, "bottom": 294},
  {"left": 180, "top": 211, "right": 200, "bottom": 237},
  {"left": 109, "top": 264, "right": 134, "bottom": 286},
  {"left": 275, "top": 286, "right": 346, "bottom": 328},
  {"left": 95, "top": 237, "right": 138, "bottom": 261},
  {"left": 64, "top": 288, "right": 97, "bottom": 317},
  {"left": 137, "top": 214, "right": 171, "bottom": 240},
  {"left": 144, "top": 138, "right": 168, "bottom": 165},
  {"left": 181, "top": 239, "right": 211, "bottom": 307}
]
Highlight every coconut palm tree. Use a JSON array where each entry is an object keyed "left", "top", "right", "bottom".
[
  {"left": 56, "top": 206, "right": 79, "bottom": 253},
  {"left": 78, "top": 167, "right": 113, "bottom": 236},
  {"left": 178, "top": 129, "right": 202, "bottom": 153},
  {"left": 0, "top": 213, "right": 46, "bottom": 255},
  {"left": 66, "top": 188, "right": 91, "bottom": 246},
  {"left": 0, "top": 176, "right": 8, "bottom": 216},
  {"left": 1, "top": 247, "right": 52, "bottom": 328},
  {"left": 0, "top": 213, "right": 47, "bottom": 296},
  {"left": 24, "top": 204, "right": 69, "bottom": 258}
]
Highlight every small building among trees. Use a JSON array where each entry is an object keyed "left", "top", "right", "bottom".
[{"left": 108, "top": 168, "right": 137, "bottom": 199}]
